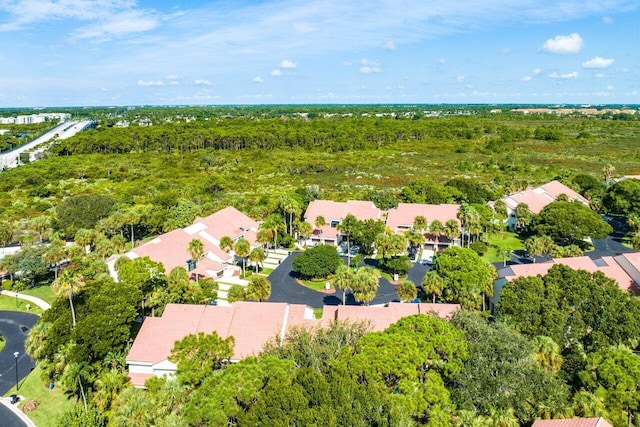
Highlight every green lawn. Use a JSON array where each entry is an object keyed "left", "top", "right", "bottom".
[
  {"left": 299, "top": 278, "right": 332, "bottom": 291},
  {"left": 20, "top": 285, "right": 56, "bottom": 305},
  {"left": 4, "top": 364, "right": 76, "bottom": 427},
  {"left": 0, "top": 295, "right": 44, "bottom": 315},
  {"left": 482, "top": 232, "right": 525, "bottom": 264}
]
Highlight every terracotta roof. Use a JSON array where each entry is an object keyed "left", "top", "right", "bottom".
[
  {"left": 127, "top": 301, "right": 460, "bottom": 386},
  {"left": 497, "top": 255, "right": 638, "bottom": 293},
  {"left": 531, "top": 418, "right": 612, "bottom": 427},
  {"left": 502, "top": 180, "right": 588, "bottom": 214},
  {"left": 304, "top": 200, "right": 383, "bottom": 240},
  {"left": 193, "top": 206, "right": 259, "bottom": 241},
  {"left": 385, "top": 203, "right": 460, "bottom": 232}
]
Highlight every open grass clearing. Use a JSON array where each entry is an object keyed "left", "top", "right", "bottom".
[
  {"left": 483, "top": 232, "right": 525, "bottom": 264},
  {"left": 0, "top": 295, "right": 44, "bottom": 315},
  {"left": 19, "top": 285, "right": 56, "bottom": 305}
]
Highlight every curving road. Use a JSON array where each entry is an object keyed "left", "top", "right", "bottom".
[{"left": 0, "top": 311, "right": 38, "bottom": 395}]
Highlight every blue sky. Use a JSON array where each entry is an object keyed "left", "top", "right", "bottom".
[{"left": 1, "top": 0, "right": 639, "bottom": 106}]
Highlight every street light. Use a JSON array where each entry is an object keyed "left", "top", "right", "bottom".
[{"left": 13, "top": 351, "right": 19, "bottom": 391}]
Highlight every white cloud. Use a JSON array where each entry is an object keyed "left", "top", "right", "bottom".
[
  {"left": 253, "top": 76, "right": 264, "bottom": 83},
  {"left": 166, "top": 75, "right": 179, "bottom": 80},
  {"left": 194, "top": 79, "right": 211, "bottom": 86},
  {"left": 438, "top": 58, "right": 446, "bottom": 64},
  {"left": 343, "top": 61, "right": 353, "bottom": 66},
  {"left": 549, "top": 71, "right": 579, "bottom": 79},
  {"left": 582, "top": 56, "right": 614, "bottom": 69},
  {"left": 383, "top": 40, "right": 396, "bottom": 51},
  {"left": 359, "top": 59, "right": 382, "bottom": 74},
  {"left": 533, "top": 68, "right": 542, "bottom": 75},
  {"left": 457, "top": 75, "right": 465, "bottom": 82},
  {"left": 603, "top": 16, "right": 614, "bottom": 24},
  {"left": 595, "top": 73, "right": 606, "bottom": 78},
  {"left": 541, "top": 33, "right": 584, "bottom": 54},
  {"left": 521, "top": 76, "right": 532, "bottom": 81},
  {"left": 270, "top": 69, "right": 282, "bottom": 76},
  {"left": 138, "top": 80, "right": 163, "bottom": 86},
  {"left": 279, "top": 59, "right": 297, "bottom": 69}
]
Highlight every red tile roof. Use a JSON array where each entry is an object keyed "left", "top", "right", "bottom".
[
  {"left": 498, "top": 255, "right": 638, "bottom": 293},
  {"left": 502, "top": 180, "right": 589, "bottom": 214},
  {"left": 193, "top": 206, "right": 259, "bottom": 242},
  {"left": 304, "top": 200, "right": 383, "bottom": 241},
  {"left": 385, "top": 203, "right": 461, "bottom": 232},
  {"left": 531, "top": 418, "right": 612, "bottom": 427},
  {"left": 126, "top": 301, "right": 460, "bottom": 386}
]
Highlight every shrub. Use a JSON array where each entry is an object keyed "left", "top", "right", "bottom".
[
  {"left": 292, "top": 245, "right": 342, "bottom": 279},
  {"left": 469, "top": 241, "right": 489, "bottom": 256}
]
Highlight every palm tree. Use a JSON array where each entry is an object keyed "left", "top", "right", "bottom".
[
  {"left": 187, "top": 238, "right": 205, "bottom": 266},
  {"left": 413, "top": 215, "right": 427, "bottom": 233},
  {"left": 74, "top": 228, "right": 94, "bottom": 254},
  {"left": 52, "top": 269, "right": 85, "bottom": 327},
  {"left": 121, "top": 207, "right": 142, "bottom": 248},
  {"left": 246, "top": 275, "right": 271, "bottom": 302},
  {"left": 30, "top": 216, "right": 51, "bottom": 245},
  {"left": 219, "top": 235, "right": 234, "bottom": 253},
  {"left": 297, "top": 221, "right": 313, "bottom": 247},
  {"left": 314, "top": 215, "right": 326, "bottom": 235},
  {"left": 524, "top": 236, "right": 543, "bottom": 263},
  {"left": 603, "top": 164, "right": 615, "bottom": 187},
  {"left": 234, "top": 238, "right": 251, "bottom": 277},
  {"left": 249, "top": 247, "right": 266, "bottom": 273},
  {"left": 352, "top": 267, "right": 379, "bottom": 305},
  {"left": 334, "top": 264, "right": 355, "bottom": 305},
  {"left": 264, "top": 214, "right": 285, "bottom": 249},
  {"left": 337, "top": 214, "right": 357, "bottom": 266},
  {"left": 422, "top": 270, "right": 444, "bottom": 303},
  {"left": 397, "top": 280, "right": 417, "bottom": 302},
  {"left": 0, "top": 220, "right": 14, "bottom": 247},
  {"left": 532, "top": 336, "right": 563, "bottom": 373},
  {"left": 429, "top": 219, "right": 444, "bottom": 253},
  {"left": 61, "top": 361, "right": 92, "bottom": 411},
  {"left": 44, "top": 237, "right": 67, "bottom": 279},
  {"left": 279, "top": 195, "right": 301, "bottom": 235},
  {"left": 444, "top": 219, "right": 460, "bottom": 247}
]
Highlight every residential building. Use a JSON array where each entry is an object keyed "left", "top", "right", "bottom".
[
  {"left": 531, "top": 417, "right": 612, "bottom": 427},
  {"left": 501, "top": 180, "right": 589, "bottom": 230},
  {"left": 126, "top": 301, "right": 460, "bottom": 387},
  {"left": 490, "top": 252, "right": 640, "bottom": 310},
  {"left": 107, "top": 206, "right": 260, "bottom": 281},
  {"left": 385, "top": 203, "right": 461, "bottom": 252},
  {"left": 303, "top": 200, "right": 383, "bottom": 246}
]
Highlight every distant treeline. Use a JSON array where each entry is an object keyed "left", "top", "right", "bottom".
[{"left": 52, "top": 117, "right": 533, "bottom": 154}]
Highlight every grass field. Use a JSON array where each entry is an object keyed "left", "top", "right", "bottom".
[
  {"left": 0, "top": 295, "right": 44, "bottom": 315},
  {"left": 483, "top": 232, "right": 525, "bottom": 264},
  {"left": 19, "top": 286, "right": 56, "bottom": 305},
  {"left": 300, "top": 278, "right": 332, "bottom": 291},
  {"left": 3, "top": 364, "right": 75, "bottom": 427}
]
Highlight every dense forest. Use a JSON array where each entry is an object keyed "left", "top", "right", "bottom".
[{"left": 2, "top": 105, "right": 640, "bottom": 426}]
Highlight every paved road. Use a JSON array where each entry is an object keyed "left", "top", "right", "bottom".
[
  {"left": 0, "top": 120, "right": 92, "bottom": 169},
  {"left": 267, "top": 252, "right": 430, "bottom": 307},
  {"left": 0, "top": 311, "right": 38, "bottom": 395},
  {"left": 587, "top": 216, "right": 634, "bottom": 259}
]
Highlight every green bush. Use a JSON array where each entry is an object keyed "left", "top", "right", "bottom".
[
  {"left": 292, "top": 245, "right": 342, "bottom": 280},
  {"left": 469, "top": 241, "right": 489, "bottom": 256}
]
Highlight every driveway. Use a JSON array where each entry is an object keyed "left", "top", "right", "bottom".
[
  {"left": 586, "top": 216, "right": 634, "bottom": 259},
  {"left": 267, "top": 253, "right": 431, "bottom": 307},
  {"left": 0, "top": 311, "right": 38, "bottom": 395}
]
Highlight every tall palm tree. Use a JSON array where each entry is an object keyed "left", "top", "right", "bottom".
[
  {"left": 429, "top": 219, "right": 444, "bottom": 253},
  {"left": 52, "top": 269, "right": 85, "bottom": 327},
  {"left": 334, "top": 264, "right": 355, "bottom": 305},
  {"left": 61, "top": 361, "right": 92, "bottom": 411},
  {"left": 532, "top": 336, "right": 563, "bottom": 373},
  {"left": 30, "top": 216, "right": 51, "bottom": 245},
  {"left": 422, "top": 270, "right": 444, "bottom": 303},
  {"left": 246, "top": 275, "right": 271, "bottom": 302},
  {"left": 44, "top": 237, "right": 67, "bottom": 279},
  {"left": 279, "top": 196, "right": 301, "bottom": 235},
  {"left": 297, "top": 221, "right": 313, "bottom": 247},
  {"left": 264, "top": 214, "right": 285, "bottom": 249},
  {"left": 337, "top": 214, "right": 357, "bottom": 266},
  {"left": 603, "top": 164, "right": 615, "bottom": 188},
  {"left": 413, "top": 215, "right": 427, "bottom": 233},
  {"left": 74, "top": 228, "right": 94, "bottom": 254},
  {"left": 187, "top": 239, "right": 205, "bottom": 266},
  {"left": 249, "top": 247, "right": 266, "bottom": 273},
  {"left": 234, "top": 238, "right": 251, "bottom": 277},
  {"left": 444, "top": 219, "right": 460, "bottom": 247}
]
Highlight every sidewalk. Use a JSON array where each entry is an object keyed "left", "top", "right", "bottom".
[
  {"left": 0, "top": 397, "right": 37, "bottom": 427},
  {"left": 0, "top": 290, "right": 51, "bottom": 310}
]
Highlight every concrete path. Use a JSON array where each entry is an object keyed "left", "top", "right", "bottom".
[{"left": 0, "top": 291, "right": 51, "bottom": 311}]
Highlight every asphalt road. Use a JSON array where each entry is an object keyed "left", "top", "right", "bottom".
[
  {"left": 0, "top": 311, "right": 38, "bottom": 395},
  {"left": 267, "top": 252, "right": 430, "bottom": 307},
  {"left": 0, "top": 403, "right": 29, "bottom": 427}
]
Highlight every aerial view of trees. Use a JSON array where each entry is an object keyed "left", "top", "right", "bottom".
[{"left": 2, "top": 105, "right": 640, "bottom": 426}]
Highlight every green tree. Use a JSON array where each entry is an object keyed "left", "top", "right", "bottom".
[
  {"left": 429, "top": 218, "right": 444, "bottom": 251},
  {"left": 53, "top": 194, "right": 116, "bottom": 238},
  {"left": 249, "top": 246, "right": 266, "bottom": 273},
  {"left": 444, "top": 219, "right": 460, "bottom": 246},
  {"left": 279, "top": 195, "right": 301, "bottom": 235},
  {"left": 44, "top": 237, "right": 67, "bottom": 279},
  {"left": 433, "top": 246, "right": 494, "bottom": 310},
  {"left": 297, "top": 221, "right": 313, "bottom": 246},
  {"left": 422, "top": 269, "right": 445, "bottom": 303},
  {"left": 227, "top": 284, "right": 246, "bottom": 303},
  {"left": 246, "top": 275, "right": 271, "bottom": 302},
  {"left": 337, "top": 214, "right": 358, "bottom": 266},
  {"left": 351, "top": 266, "right": 379, "bottom": 305},
  {"left": 169, "top": 331, "right": 234, "bottom": 387},
  {"left": 187, "top": 238, "right": 205, "bottom": 266},
  {"left": 0, "top": 220, "right": 14, "bottom": 246},
  {"left": 219, "top": 235, "right": 234, "bottom": 253},
  {"left": 30, "top": 216, "right": 51, "bottom": 245},
  {"left": 603, "top": 178, "right": 640, "bottom": 215},
  {"left": 534, "top": 201, "right": 612, "bottom": 243},
  {"left": 234, "top": 238, "right": 251, "bottom": 277},
  {"left": 333, "top": 264, "right": 354, "bottom": 305},
  {"left": 397, "top": 279, "right": 417, "bottom": 302},
  {"left": 292, "top": 244, "right": 342, "bottom": 279},
  {"left": 52, "top": 270, "right": 85, "bottom": 327}
]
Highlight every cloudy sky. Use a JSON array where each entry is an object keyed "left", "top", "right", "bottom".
[{"left": 1, "top": 0, "right": 638, "bottom": 106}]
